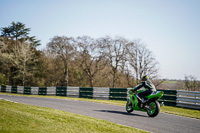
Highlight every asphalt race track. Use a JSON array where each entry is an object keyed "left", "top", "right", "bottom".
[{"left": 0, "top": 94, "right": 199, "bottom": 133}]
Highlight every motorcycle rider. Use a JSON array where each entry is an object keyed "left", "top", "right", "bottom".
[{"left": 130, "top": 75, "right": 157, "bottom": 108}]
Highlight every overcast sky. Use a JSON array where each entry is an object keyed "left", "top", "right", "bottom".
[{"left": 1, "top": 0, "right": 200, "bottom": 80}]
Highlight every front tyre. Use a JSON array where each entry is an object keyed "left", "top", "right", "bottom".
[
  {"left": 126, "top": 99, "right": 134, "bottom": 113},
  {"left": 147, "top": 101, "right": 160, "bottom": 117}
]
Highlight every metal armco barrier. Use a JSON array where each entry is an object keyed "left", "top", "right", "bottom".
[
  {"left": 6, "top": 86, "right": 11, "bottom": 93},
  {"left": 109, "top": 88, "right": 127, "bottom": 101},
  {"left": 11, "top": 86, "right": 17, "bottom": 93},
  {"left": 0, "top": 85, "right": 6, "bottom": 92},
  {"left": 38, "top": 87, "right": 47, "bottom": 95},
  {"left": 176, "top": 90, "right": 200, "bottom": 110},
  {"left": 56, "top": 86, "right": 67, "bottom": 96},
  {"left": 24, "top": 87, "right": 31, "bottom": 94},
  {"left": 17, "top": 86, "right": 24, "bottom": 94},
  {"left": 67, "top": 87, "right": 79, "bottom": 97},
  {"left": 79, "top": 87, "right": 93, "bottom": 99},
  {"left": 157, "top": 89, "right": 177, "bottom": 106},
  {"left": 47, "top": 87, "right": 56, "bottom": 96},
  {"left": 93, "top": 87, "right": 109, "bottom": 100},
  {"left": 0, "top": 85, "right": 199, "bottom": 110}
]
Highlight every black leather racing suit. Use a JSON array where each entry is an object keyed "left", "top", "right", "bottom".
[{"left": 132, "top": 80, "right": 156, "bottom": 100}]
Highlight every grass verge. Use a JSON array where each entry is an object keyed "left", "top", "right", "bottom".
[
  {"left": 0, "top": 92, "right": 200, "bottom": 119},
  {"left": 0, "top": 100, "right": 148, "bottom": 133},
  {"left": 160, "top": 106, "right": 200, "bottom": 119}
]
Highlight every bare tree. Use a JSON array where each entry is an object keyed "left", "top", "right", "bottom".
[
  {"left": 184, "top": 75, "right": 200, "bottom": 91},
  {"left": 47, "top": 36, "right": 76, "bottom": 86},
  {"left": 124, "top": 68, "right": 136, "bottom": 88},
  {"left": 0, "top": 42, "right": 35, "bottom": 86},
  {"left": 77, "top": 36, "right": 107, "bottom": 87},
  {"left": 43, "top": 49, "right": 64, "bottom": 86},
  {"left": 100, "top": 36, "right": 127, "bottom": 88},
  {"left": 0, "top": 37, "right": 7, "bottom": 84},
  {"left": 17, "top": 43, "right": 35, "bottom": 86},
  {"left": 125, "top": 40, "right": 159, "bottom": 85}
]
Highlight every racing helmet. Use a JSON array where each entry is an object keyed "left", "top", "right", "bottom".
[{"left": 141, "top": 75, "right": 149, "bottom": 81}]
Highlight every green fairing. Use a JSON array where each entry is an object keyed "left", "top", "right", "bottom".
[
  {"left": 146, "top": 91, "right": 164, "bottom": 99},
  {"left": 129, "top": 93, "right": 146, "bottom": 112}
]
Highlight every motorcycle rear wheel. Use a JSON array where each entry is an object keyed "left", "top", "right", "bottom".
[{"left": 147, "top": 101, "right": 160, "bottom": 117}]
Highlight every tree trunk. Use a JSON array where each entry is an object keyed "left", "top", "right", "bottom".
[
  {"left": 112, "top": 72, "right": 116, "bottom": 88},
  {"left": 89, "top": 76, "right": 93, "bottom": 87},
  {"left": 64, "top": 64, "right": 68, "bottom": 86},
  {"left": 22, "top": 61, "right": 26, "bottom": 86}
]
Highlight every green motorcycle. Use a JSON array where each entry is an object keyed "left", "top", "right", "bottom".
[{"left": 126, "top": 90, "right": 164, "bottom": 117}]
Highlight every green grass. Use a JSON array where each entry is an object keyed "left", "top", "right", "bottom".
[
  {"left": 0, "top": 100, "right": 148, "bottom": 133},
  {"left": 0, "top": 92, "right": 200, "bottom": 119},
  {"left": 160, "top": 106, "right": 200, "bottom": 119}
]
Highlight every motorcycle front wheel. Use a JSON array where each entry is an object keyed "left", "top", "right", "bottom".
[
  {"left": 126, "top": 99, "right": 134, "bottom": 113},
  {"left": 146, "top": 101, "right": 160, "bottom": 117}
]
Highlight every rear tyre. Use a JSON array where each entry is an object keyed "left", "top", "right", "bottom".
[
  {"left": 126, "top": 99, "right": 134, "bottom": 113},
  {"left": 147, "top": 101, "right": 160, "bottom": 117}
]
